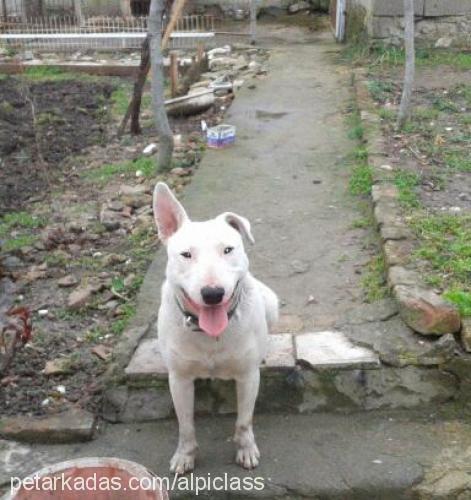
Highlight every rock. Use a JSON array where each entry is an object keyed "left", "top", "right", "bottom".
[
  {"left": 107, "top": 200, "right": 125, "bottom": 212},
  {"left": 121, "top": 193, "right": 151, "bottom": 209},
  {"left": 435, "top": 36, "right": 453, "bottom": 48},
  {"left": 22, "top": 265, "right": 47, "bottom": 284},
  {"left": 461, "top": 318, "right": 471, "bottom": 353},
  {"left": 0, "top": 407, "right": 96, "bottom": 443},
  {"left": 102, "top": 253, "right": 127, "bottom": 266},
  {"left": 209, "top": 56, "right": 244, "bottom": 71},
  {"left": 99, "top": 207, "right": 121, "bottom": 231},
  {"left": 125, "top": 339, "right": 168, "bottom": 381},
  {"left": 57, "top": 274, "right": 79, "bottom": 288},
  {"left": 288, "top": 1, "right": 310, "bottom": 13},
  {"left": 395, "top": 285, "right": 462, "bottom": 336},
  {"left": 143, "top": 143, "right": 158, "bottom": 156},
  {"left": 91, "top": 344, "right": 112, "bottom": 361},
  {"left": 119, "top": 184, "right": 149, "bottom": 196},
  {"left": 43, "top": 358, "right": 73, "bottom": 375},
  {"left": 207, "top": 46, "right": 231, "bottom": 59},
  {"left": 384, "top": 239, "right": 414, "bottom": 266},
  {"left": 2, "top": 255, "right": 23, "bottom": 271},
  {"left": 170, "top": 167, "right": 188, "bottom": 177},
  {"left": 388, "top": 266, "right": 421, "bottom": 287},
  {"left": 290, "top": 259, "right": 310, "bottom": 274},
  {"left": 67, "top": 285, "right": 95, "bottom": 310}
]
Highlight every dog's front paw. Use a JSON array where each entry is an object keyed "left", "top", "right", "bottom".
[
  {"left": 170, "top": 449, "right": 196, "bottom": 474},
  {"left": 236, "top": 443, "right": 260, "bottom": 470}
]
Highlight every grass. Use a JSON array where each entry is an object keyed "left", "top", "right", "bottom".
[
  {"left": 111, "top": 85, "right": 131, "bottom": 117},
  {"left": 21, "top": 66, "right": 96, "bottom": 82},
  {"left": 83, "top": 156, "right": 156, "bottom": 183},
  {"left": 361, "top": 254, "right": 389, "bottom": 302},
  {"left": 393, "top": 170, "right": 421, "bottom": 208},
  {"left": 340, "top": 45, "right": 471, "bottom": 71},
  {"left": 445, "top": 151, "right": 471, "bottom": 172},
  {"left": 2, "top": 235, "right": 37, "bottom": 252},
  {"left": 0, "top": 211, "right": 46, "bottom": 236},
  {"left": 412, "top": 214, "right": 471, "bottom": 292},
  {"left": 443, "top": 290, "right": 471, "bottom": 317},
  {"left": 0, "top": 211, "right": 46, "bottom": 252},
  {"left": 349, "top": 163, "right": 374, "bottom": 196}
]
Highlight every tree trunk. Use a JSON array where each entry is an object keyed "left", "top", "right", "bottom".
[
  {"left": 396, "top": 0, "right": 415, "bottom": 129},
  {"left": 149, "top": 0, "right": 174, "bottom": 171}
]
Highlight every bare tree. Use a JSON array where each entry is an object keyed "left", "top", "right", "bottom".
[
  {"left": 149, "top": 0, "right": 174, "bottom": 171},
  {"left": 396, "top": 0, "right": 415, "bottom": 129}
]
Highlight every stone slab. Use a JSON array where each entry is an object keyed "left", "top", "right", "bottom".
[
  {"left": 424, "top": 0, "right": 471, "bottom": 16},
  {"left": 295, "top": 331, "right": 380, "bottom": 369},
  {"left": 125, "top": 338, "right": 168, "bottom": 380},
  {"left": 263, "top": 333, "right": 295, "bottom": 368},
  {"left": 0, "top": 408, "right": 96, "bottom": 444}
]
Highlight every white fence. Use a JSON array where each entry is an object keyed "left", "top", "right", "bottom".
[{"left": 0, "top": 14, "right": 222, "bottom": 50}]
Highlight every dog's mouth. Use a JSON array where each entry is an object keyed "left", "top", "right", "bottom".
[{"left": 178, "top": 285, "right": 240, "bottom": 338}]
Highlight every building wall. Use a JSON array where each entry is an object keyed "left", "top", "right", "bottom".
[{"left": 346, "top": 0, "right": 471, "bottom": 47}]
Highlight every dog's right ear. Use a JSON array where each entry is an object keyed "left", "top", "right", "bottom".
[{"left": 153, "top": 182, "right": 189, "bottom": 244}]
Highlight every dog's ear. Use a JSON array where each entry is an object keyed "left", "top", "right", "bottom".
[
  {"left": 218, "top": 212, "right": 255, "bottom": 245},
  {"left": 153, "top": 182, "right": 188, "bottom": 244}
]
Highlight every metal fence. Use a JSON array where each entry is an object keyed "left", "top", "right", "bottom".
[{"left": 0, "top": 13, "right": 222, "bottom": 50}]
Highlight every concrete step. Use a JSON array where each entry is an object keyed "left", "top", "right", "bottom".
[{"left": 104, "top": 329, "right": 460, "bottom": 423}]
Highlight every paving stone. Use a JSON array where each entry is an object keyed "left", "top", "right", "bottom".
[
  {"left": 295, "top": 331, "right": 380, "bottom": 369},
  {"left": 0, "top": 408, "right": 96, "bottom": 443},
  {"left": 388, "top": 266, "right": 422, "bottom": 287},
  {"left": 263, "top": 333, "right": 295, "bottom": 368},
  {"left": 125, "top": 339, "right": 168, "bottom": 380}
]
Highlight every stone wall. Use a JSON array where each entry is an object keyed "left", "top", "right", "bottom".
[{"left": 347, "top": 0, "right": 471, "bottom": 47}]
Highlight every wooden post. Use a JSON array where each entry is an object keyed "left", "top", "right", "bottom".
[
  {"left": 170, "top": 52, "right": 179, "bottom": 97},
  {"left": 250, "top": 0, "right": 257, "bottom": 44},
  {"left": 196, "top": 42, "right": 204, "bottom": 63},
  {"left": 161, "top": 0, "right": 187, "bottom": 50}
]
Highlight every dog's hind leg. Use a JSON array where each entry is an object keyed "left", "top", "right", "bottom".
[
  {"left": 234, "top": 369, "right": 261, "bottom": 469},
  {"left": 168, "top": 374, "right": 198, "bottom": 474}
]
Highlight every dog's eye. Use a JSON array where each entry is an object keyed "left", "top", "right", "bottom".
[
  {"left": 224, "top": 246, "right": 234, "bottom": 255},
  {"left": 180, "top": 251, "right": 192, "bottom": 259}
]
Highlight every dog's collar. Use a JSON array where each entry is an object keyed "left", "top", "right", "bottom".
[{"left": 174, "top": 281, "right": 241, "bottom": 333}]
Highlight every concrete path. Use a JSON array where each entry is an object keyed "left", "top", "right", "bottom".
[
  {"left": 4, "top": 411, "right": 471, "bottom": 498},
  {"left": 137, "top": 27, "right": 374, "bottom": 334}
]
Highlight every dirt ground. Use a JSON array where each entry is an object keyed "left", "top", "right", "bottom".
[{"left": 0, "top": 44, "right": 268, "bottom": 417}]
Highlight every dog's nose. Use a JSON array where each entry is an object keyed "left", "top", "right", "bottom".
[{"left": 201, "top": 286, "right": 225, "bottom": 305}]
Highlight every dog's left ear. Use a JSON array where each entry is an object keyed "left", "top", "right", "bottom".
[{"left": 218, "top": 212, "right": 255, "bottom": 245}]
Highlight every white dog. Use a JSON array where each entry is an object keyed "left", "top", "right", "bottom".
[{"left": 153, "top": 182, "right": 278, "bottom": 474}]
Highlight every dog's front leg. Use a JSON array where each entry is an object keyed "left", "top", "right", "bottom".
[
  {"left": 234, "top": 369, "right": 261, "bottom": 469},
  {"left": 169, "top": 373, "right": 198, "bottom": 474}
]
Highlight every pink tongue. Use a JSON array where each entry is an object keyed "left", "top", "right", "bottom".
[{"left": 199, "top": 305, "right": 229, "bottom": 337}]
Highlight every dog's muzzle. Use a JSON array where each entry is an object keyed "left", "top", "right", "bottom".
[{"left": 175, "top": 280, "right": 242, "bottom": 333}]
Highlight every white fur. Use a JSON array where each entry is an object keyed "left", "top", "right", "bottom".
[{"left": 153, "top": 182, "right": 279, "bottom": 474}]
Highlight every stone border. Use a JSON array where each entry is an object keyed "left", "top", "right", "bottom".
[{"left": 353, "top": 69, "right": 462, "bottom": 338}]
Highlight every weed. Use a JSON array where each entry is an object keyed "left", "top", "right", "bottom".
[
  {"left": 111, "top": 85, "right": 131, "bottom": 117},
  {"left": 378, "top": 108, "right": 395, "bottom": 121},
  {"left": 394, "top": 170, "right": 420, "bottom": 208},
  {"left": 367, "top": 80, "right": 394, "bottom": 103},
  {"left": 351, "top": 217, "right": 371, "bottom": 229},
  {"left": 110, "top": 303, "right": 136, "bottom": 335},
  {"left": 21, "top": 66, "right": 96, "bottom": 82},
  {"left": 361, "top": 254, "right": 389, "bottom": 302},
  {"left": 349, "top": 163, "right": 374, "bottom": 196}
]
